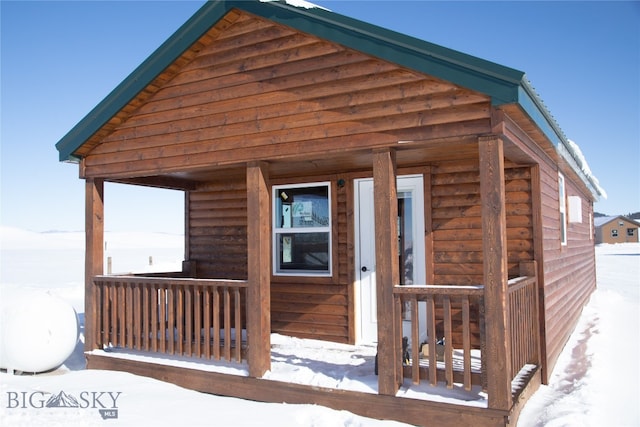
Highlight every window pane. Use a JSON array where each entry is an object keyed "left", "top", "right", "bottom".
[
  {"left": 277, "top": 232, "right": 329, "bottom": 272},
  {"left": 276, "top": 186, "right": 329, "bottom": 228}
]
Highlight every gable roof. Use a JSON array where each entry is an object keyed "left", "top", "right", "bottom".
[
  {"left": 54, "top": 0, "right": 604, "bottom": 199},
  {"left": 594, "top": 215, "right": 640, "bottom": 228}
]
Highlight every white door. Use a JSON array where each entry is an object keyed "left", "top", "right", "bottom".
[{"left": 355, "top": 175, "right": 425, "bottom": 344}]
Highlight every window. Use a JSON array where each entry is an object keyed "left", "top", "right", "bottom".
[
  {"left": 273, "top": 182, "right": 331, "bottom": 276},
  {"left": 611, "top": 229, "right": 619, "bottom": 238},
  {"left": 627, "top": 228, "right": 636, "bottom": 237},
  {"left": 558, "top": 173, "right": 567, "bottom": 245},
  {"left": 568, "top": 196, "right": 582, "bottom": 223}
]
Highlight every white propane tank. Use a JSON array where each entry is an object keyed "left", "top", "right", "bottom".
[{"left": 0, "top": 289, "right": 79, "bottom": 373}]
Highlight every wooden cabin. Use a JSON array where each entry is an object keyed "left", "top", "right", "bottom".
[{"left": 55, "top": 1, "right": 605, "bottom": 425}]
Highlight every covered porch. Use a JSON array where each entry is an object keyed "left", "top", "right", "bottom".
[{"left": 83, "top": 138, "right": 542, "bottom": 426}]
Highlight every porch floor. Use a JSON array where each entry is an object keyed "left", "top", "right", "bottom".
[{"left": 88, "top": 333, "right": 488, "bottom": 407}]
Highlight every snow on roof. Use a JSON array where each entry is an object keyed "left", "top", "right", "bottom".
[
  {"left": 594, "top": 215, "right": 640, "bottom": 227},
  {"left": 566, "top": 139, "right": 607, "bottom": 199},
  {"left": 594, "top": 216, "right": 617, "bottom": 227},
  {"left": 259, "top": 0, "right": 329, "bottom": 10}
]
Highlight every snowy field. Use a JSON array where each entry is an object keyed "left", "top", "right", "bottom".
[{"left": 0, "top": 226, "right": 638, "bottom": 426}]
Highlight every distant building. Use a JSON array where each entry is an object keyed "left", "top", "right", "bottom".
[{"left": 594, "top": 215, "right": 640, "bottom": 244}]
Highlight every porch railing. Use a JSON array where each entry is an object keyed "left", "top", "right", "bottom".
[
  {"left": 91, "top": 276, "right": 248, "bottom": 363},
  {"left": 507, "top": 275, "right": 539, "bottom": 380},
  {"left": 393, "top": 272, "right": 539, "bottom": 391},
  {"left": 393, "top": 285, "right": 484, "bottom": 391}
]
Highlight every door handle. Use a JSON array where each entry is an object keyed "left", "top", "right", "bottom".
[{"left": 361, "top": 266, "right": 368, "bottom": 272}]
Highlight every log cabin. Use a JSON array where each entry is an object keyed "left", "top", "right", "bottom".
[{"left": 55, "top": 1, "right": 605, "bottom": 425}]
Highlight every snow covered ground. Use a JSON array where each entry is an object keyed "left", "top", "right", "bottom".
[{"left": 0, "top": 226, "right": 638, "bottom": 426}]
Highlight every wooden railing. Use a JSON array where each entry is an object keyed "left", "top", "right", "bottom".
[
  {"left": 92, "top": 276, "right": 248, "bottom": 363},
  {"left": 507, "top": 275, "right": 539, "bottom": 380},
  {"left": 394, "top": 274, "right": 539, "bottom": 391},
  {"left": 393, "top": 285, "right": 484, "bottom": 391}
]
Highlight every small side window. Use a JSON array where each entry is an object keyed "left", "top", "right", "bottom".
[
  {"left": 558, "top": 173, "right": 567, "bottom": 246},
  {"left": 611, "top": 229, "right": 619, "bottom": 238}
]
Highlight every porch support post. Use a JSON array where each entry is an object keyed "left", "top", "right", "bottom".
[
  {"left": 372, "top": 148, "right": 401, "bottom": 395},
  {"left": 478, "top": 136, "right": 512, "bottom": 410},
  {"left": 246, "top": 161, "right": 271, "bottom": 377},
  {"left": 85, "top": 178, "right": 104, "bottom": 352}
]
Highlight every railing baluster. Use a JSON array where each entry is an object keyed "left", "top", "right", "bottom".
[
  {"left": 234, "top": 287, "right": 242, "bottom": 363},
  {"left": 213, "top": 286, "right": 220, "bottom": 360},
  {"left": 168, "top": 286, "right": 176, "bottom": 355},
  {"left": 185, "top": 285, "right": 192, "bottom": 357},
  {"left": 110, "top": 282, "right": 118, "bottom": 347},
  {"left": 151, "top": 285, "right": 158, "bottom": 352},
  {"left": 194, "top": 286, "right": 202, "bottom": 358},
  {"left": 224, "top": 287, "right": 231, "bottom": 361},
  {"left": 443, "top": 295, "right": 453, "bottom": 389},
  {"left": 426, "top": 295, "right": 437, "bottom": 386},
  {"left": 159, "top": 287, "right": 166, "bottom": 353},
  {"left": 118, "top": 282, "right": 125, "bottom": 348},
  {"left": 103, "top": 282, "right": 108, "bottom": 348},
  {"left": 126, "top": 282, "right": 133, "bottom": 349},
  {"left": 462, "top": 296, "right": 471, "bottom": 391},
  {"left": 143, "top": 284, "right": 150, "bottom": 351},
  {"left": 410, "top": 295, "right": 420, "bottom": 384},
  {"left": 203, "top": 286, "right": 211, "bottom": 359},
  {"left": 133, "top": 283, "right": 141, "bottom": 350}
]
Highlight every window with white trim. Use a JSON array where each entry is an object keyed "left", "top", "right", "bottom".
[
  {"left": 273, "top": 182, "right": 331, "bottom": 276},
  {"left": 558, "top": 173, "right": 567, "bottom": 245}
]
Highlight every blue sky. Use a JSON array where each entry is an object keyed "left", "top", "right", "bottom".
[{"left": 1, "top": 1, "right": 638, "bottom": 234}]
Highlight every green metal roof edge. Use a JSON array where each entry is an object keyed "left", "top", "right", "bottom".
[
  {"left": 237, "top": 1, "right": 526, "bottom": 103},
  {"left": 56, "top": 0, "right": 527, "bottom": 162},
  {"left": 518, "top": 81, "right": 604, "bottom": 199},
  {"left": 54, "top": 0, "right": 604, "bottom": 200},
  {"left": 55, "top": 0, "right": 233, "bottom": 162}
]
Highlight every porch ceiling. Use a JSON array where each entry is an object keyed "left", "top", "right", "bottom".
[{"left": 113, "top": 137, "right": 481, "bottom": 190}]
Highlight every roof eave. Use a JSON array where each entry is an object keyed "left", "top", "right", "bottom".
[
  {"left": 54, "top": 0, "right": 605, "bottom": 202},
  {"left": 515, "top": 80, "right": 605, "bottom": 201},
  {"left": 246, "top": 0, "right": 525, "bottom": 102},
  {"left": 56, "top": 0, "right": 529, "bottom": 162},
  {"left": 55, "top": 0, "right": 234, "bottom": 162}
]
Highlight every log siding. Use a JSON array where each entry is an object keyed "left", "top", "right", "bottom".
[
  {"left": 61, "top": 3, "right": 603, "bottom": 423},
  {"left": 80, "top": 13, "right": 491, "bottom": 180}
]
